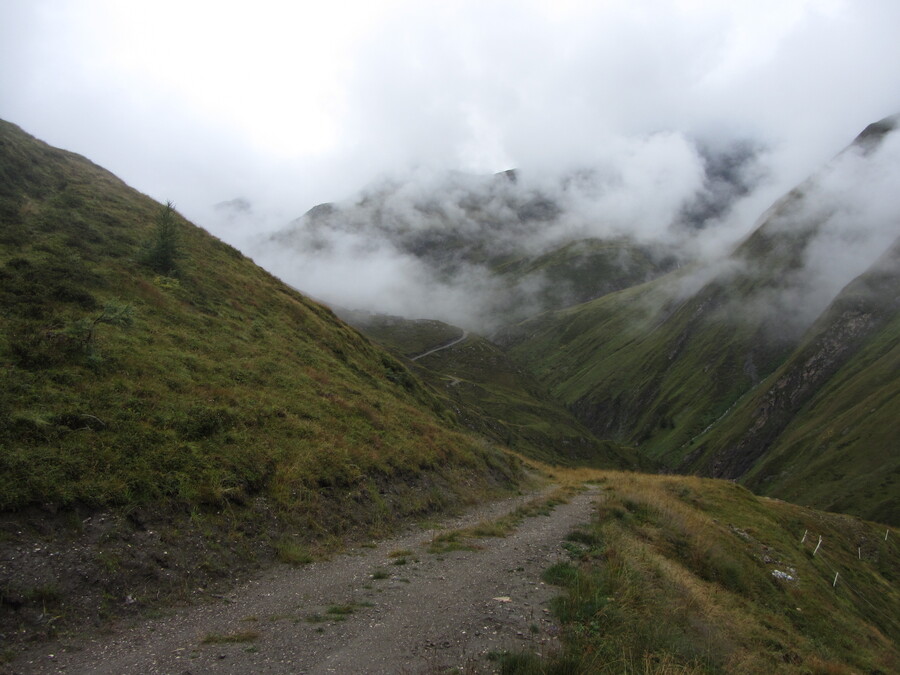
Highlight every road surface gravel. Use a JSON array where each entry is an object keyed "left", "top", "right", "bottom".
[{"left": 10, "top": 487, "right": 598, "bottom": 674}]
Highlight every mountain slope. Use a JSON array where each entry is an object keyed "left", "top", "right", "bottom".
[
  {"left": 505, "top": 116, "right": 900, "bottom": 523},
  {"left": 337, "top": 312, "right": 646, "bottom": 469},
  {"left": 530, "top": 471, "right": 899, "bottom": 674},
  {"left": 686, "top": 236, "right": 900, "bottom": 523},
  {"left": 0, "top": 120, "right": 520, "bottom": 642},
  {"left": 504, "top": 267, "right": 792, "bottom": 460},
  {"left": 266, "top": 169, "right": 676, "bottom": 330}
]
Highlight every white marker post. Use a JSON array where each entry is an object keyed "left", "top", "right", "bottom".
[
  {"left": 813, "top": 535, "right": 822, "bottom": 556},
  {"left": 833, "top": 572, "right": 839, "bottom": 588},
  {"left": 801, "top": 529, "right": 807, "bottom": 544}
]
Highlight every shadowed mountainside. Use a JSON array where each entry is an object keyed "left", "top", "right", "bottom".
[{"left": 504, "top": 116, "right": 900, "bottom": 523}]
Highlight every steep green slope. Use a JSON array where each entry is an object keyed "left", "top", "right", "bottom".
[
  {"left": 0, "top": 119, "right": 522, "bottom": 642},
  {"left": 505, "top": 117, "right": 900, "bottom": 523},
  {"left": 504, "top": 270, "right": 792, "bottom": 463},
  {"left": 338, "top": 313, "right": 645, "bottom": 469},
  {"left": 686, "top": 238, "right": 900, "bottom": 523},
  {"left": 0, "top": 119, "right": 517, "bottom": 516}
]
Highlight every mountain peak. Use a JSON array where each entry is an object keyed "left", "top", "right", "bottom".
[{"left": 851, "top": 112, "right": 899, "bottom": 153}]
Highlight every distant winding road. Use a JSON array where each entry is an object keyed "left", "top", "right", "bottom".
[{"left": 410, "top": 330, "right": 469, "bottom": 361}]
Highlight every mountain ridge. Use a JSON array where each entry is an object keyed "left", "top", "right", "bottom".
[{"left": 504, "top": 115, "right": 900, "bottom": 523}]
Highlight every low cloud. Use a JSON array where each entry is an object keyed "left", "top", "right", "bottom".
[
  {"left": 769, "top": 126, "right": 900, "bottom": 327},
  {"left": 248, "top": 130, "right": 767, "bottom": 330},
  {"left": 248, "top": 118, "right": 900, "bottom": 336}
]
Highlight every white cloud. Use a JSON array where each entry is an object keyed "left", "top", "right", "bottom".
[{"left": 1, "top": 0, "right": 899, "bottom": 327}]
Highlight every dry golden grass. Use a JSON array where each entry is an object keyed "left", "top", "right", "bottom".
[{"left": 505, "top": 467, "right": 900, "bottom": 674}]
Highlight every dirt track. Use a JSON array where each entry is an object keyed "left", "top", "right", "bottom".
[{"left": 10, "top": 488, "right": 598, "bottom": 674}]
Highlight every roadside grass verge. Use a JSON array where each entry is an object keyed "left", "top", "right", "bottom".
[
  {"left": 502, "top": 471, "right": 899, "bottom": 674},
  {"left": 275, "top": 539, "right": 315, "bottom": 566}
]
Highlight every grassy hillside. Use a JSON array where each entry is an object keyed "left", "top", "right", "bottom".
[
  {"left": 338, "top": 313, "right": 645, "bottom": 469},
  {"left": 0, "top": 120, "right": 520, "bottom": 643},
  {"left": 0, "top": 119, "right": 518, "bottom": 514},
  {"left": 504, "top": 271, "right": 792, "bottom": 463},
  {"left": 504, "top": 118, "right": 900, "bottom": 524},
  {"left": 685, "top": 238, "right": 900, "bottom": 524},
  {"left": 507, "top": 470, "right": 899, "bottom": 674}
]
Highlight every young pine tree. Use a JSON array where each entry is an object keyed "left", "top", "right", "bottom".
[{"left": 143, "top": 201, "right": 182, "bottom": 275}]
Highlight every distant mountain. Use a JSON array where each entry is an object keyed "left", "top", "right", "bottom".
[
  {"left": 505, "top": 115, "right": 900, "bottom": 523},
  {"left": 264, "top": 163, "right": 729, "bottom": 329}
]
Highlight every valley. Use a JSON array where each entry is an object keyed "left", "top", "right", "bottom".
[{"left": 1, "top": 114, "right": 898, "bottom": 673}]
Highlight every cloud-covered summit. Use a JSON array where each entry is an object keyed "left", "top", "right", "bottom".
[{"left": 254, "top": 131, "right": 766, "bottom": 330}]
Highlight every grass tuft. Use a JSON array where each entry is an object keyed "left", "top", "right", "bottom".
[
  {"left": 201, "top": 630, "right": 259, "bottom": 644},
  {"left": 275, "top": 540, "right": 315, "bottom": 566}
]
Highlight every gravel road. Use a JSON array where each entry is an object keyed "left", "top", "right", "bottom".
[
  {"left": 409, "top": 331, "right": 469, "bottom": 362},
  {"left": 10, "top": 488, "right": 598, "bottom": 674}
]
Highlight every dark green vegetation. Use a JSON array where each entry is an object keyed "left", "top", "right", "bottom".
[
  {"left": 342, "top": 313, "right": 644, "bottom": 469},
  {"left": 505, "top": 117, "right": 900, "bottom": 524},
  {"left": 0, "top": 119, "right": 520, "bottom": 643},
  {"left": 690, "top": 238, "right": 900, "bottom": 524},
  {"left": 505, "top": 472, "right": 899, "bottom": 674}
]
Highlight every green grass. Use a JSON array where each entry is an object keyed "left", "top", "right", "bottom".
[
  {"left": 201, "top": 630, "right": 259, "bottom": 644},
  {"left": 388, "top": 548, "right": 413, "bottom": 557},
  {"left": 425, "top": 487, "right": 577, "bottom": 553},
  {"left": 0, "top": 119, "right": 521, "bottom": 518},
  {"left": 514, "top": 472, "right": 900, "bottom": 674},
  {"left": 344, "top": 313, "right": 645, "bottom": 470},
  {"left": 275, "top": 540, "right": 315, "bottom": 565}
]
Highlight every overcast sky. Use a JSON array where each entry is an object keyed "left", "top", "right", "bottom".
[{"left": 2, "top": 0, "right": 899, "bottom": 246}]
